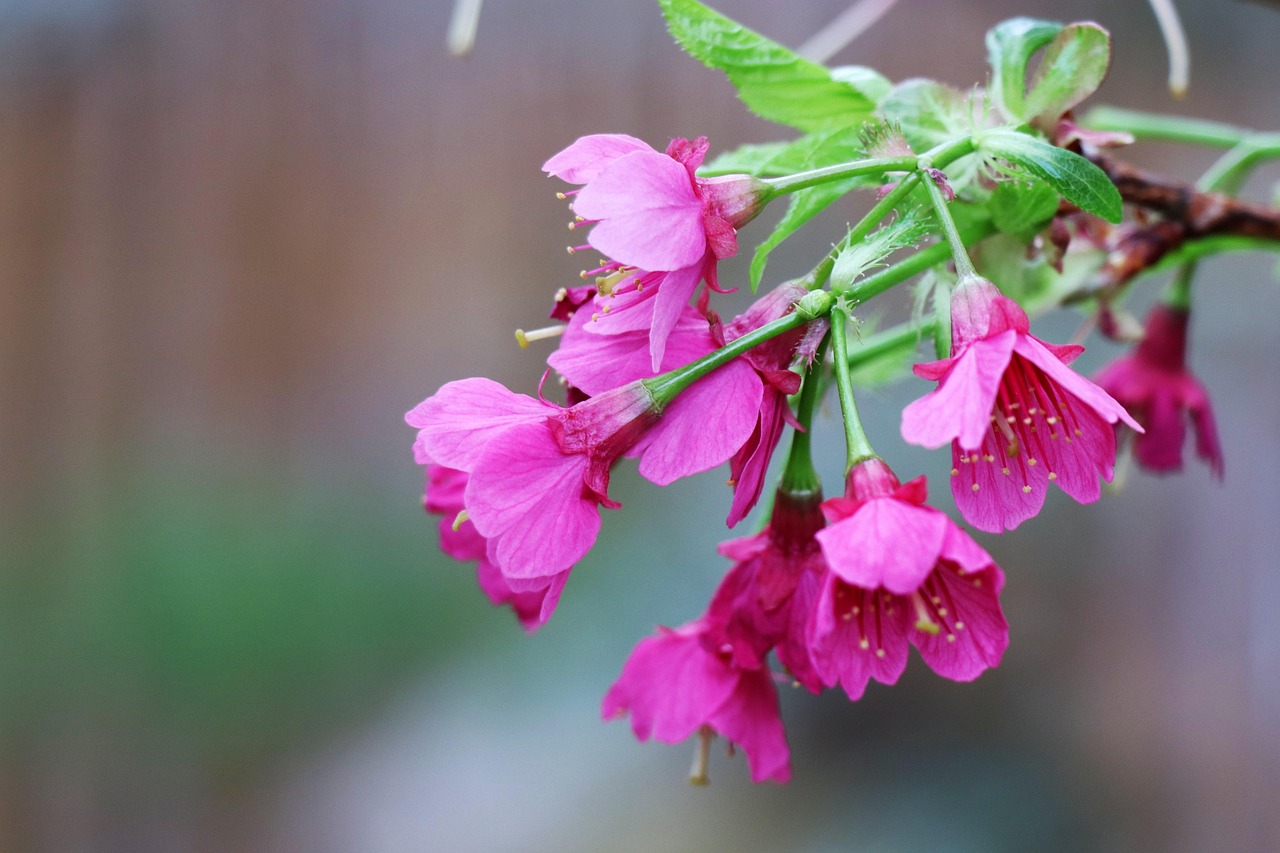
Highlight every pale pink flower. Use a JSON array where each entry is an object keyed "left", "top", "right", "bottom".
[
  {"left": 602, "top": 618, "right": 791, "bottom": 784},
  {"left": 545, "top": 134, "right": 770, "bottom": 369},
  {"left": 808, "top": 458, "right": 1009, "bottom": 700},
  {"left": 1094, "top": 303, "right": 1223, "bottom": 478},
  {"left": 901, "top": 275, "right": 1141, "bottom": 533},
  {"left": 423, "top": 463, "right": 567, "bottom": 632}
]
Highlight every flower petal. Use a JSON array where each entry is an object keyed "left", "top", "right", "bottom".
[
  {"left": 816, "top": 498, "right": 948, "bottom": 594},
  {"left": 902, "top": 331, "right": 1017, "bottom": 450},
  {"left": 465, "top": 422, "right": 600, "bottom": 580},
  {"left": 574, "top": 150, "right": 707, "bottom": 271},
  {"left": 632, "top": 359, "right": 763, "bottom": 485},
  {"left": 542, "top": 133, "right": 652, "bottom": 183},
  {"left": 407, "top": 378, "right": 556, "bottom": 471},
  {"left": 910, "top": 565, "right": 1008, "bottom": 681}
]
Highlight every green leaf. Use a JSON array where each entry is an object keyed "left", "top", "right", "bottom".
[
  {"left": 1023, "top": 23, "right": 1111, "bottom": 126},
  {"left": 830, "top": 65, "right": 893, "bottom": 104},
  {"left": 879, "top": 78, "right": 974, "bottom": 152},
  {"left": 658, "top": 0, "right": 876, "bottom": 132},
  {"left": 700, "top": 128, "right": 864, "bottom": 177},
  {"left": 989, "top": 180, "right": 1061, "bottom": 238},
  {"left": 979, "top": 129, "right": 1122, "bottom": 222},
  {"left": 749, "top": 177, "right": 867, "bottom": 290},
  {"left": 985, "top": 18, "right": 1063, "bottom": 121}
]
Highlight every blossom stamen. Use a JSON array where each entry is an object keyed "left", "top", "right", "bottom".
[{"left": 514, "top": 324, "right": 567, "bottom": 348}]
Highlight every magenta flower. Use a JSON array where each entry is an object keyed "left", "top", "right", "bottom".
[
  {"left": 808, "top": 458, "right": 1009, "bottom": 700},
  {"left": 900, "top": 275, "right": 1142, "bottom": 533},
  {"left": 423, "top": 463, "right": 567, "bottom": 632},
  {"left": 548, "top": 301, "right": 764, "bottom": 487},
  {"left": 544, "top": 134, "right": 770, "bottom": 369},
  {"left": 1094, "top": 303, "right": 1223, "bottom": 478},
  {"left": 602, "top": 618, "right": 791, "bottom": 784},
  {"left": 408, "top": 355, "right": 762, "bottom": 584},
  {"left": 720, "top": 282, "right": 810, "bottom": 526},
  {"left": 704, "top": 486, "right": 827, "bottom": 694}
]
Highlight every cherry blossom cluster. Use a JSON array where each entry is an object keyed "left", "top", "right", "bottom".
[{"left": 404, "top": 117, "right": 1230, "bottom": 784}]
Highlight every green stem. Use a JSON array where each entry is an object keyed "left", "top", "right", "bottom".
[
  {"left": 764, "top": 156, "right": 919, "bottom": 195},
  {"left": 921, "top": 170, "right": 977, "bottom": 278},
  {"left": 799, "top": 174, "right": 923, "bottom": 291},
  {"left": 828, "top": 308, "right": 876, "bottom": 473},
  {"left": 1080, "top": 105, "right": 1256, "bottom": 148},
  {"left": 1165, "top": 261, "right": 1196, "bottom": 310},
  {"left": 798, "top": 136, "right": 978, "bottom": 292},
  {"left": 842, "top": 218, "right": 997, "bottom": 305},
  {"left": 779, "top": 333, "right": 830, "bottom": 495},
  {"left": 643, "top": 298, "right": 832, "bottom": 406},
  {"left": 845, "top": 320, "right": 934, "bottom": 369}
]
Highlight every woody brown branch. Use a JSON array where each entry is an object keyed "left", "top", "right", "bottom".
[{"left": 1087, "top": 151, "right": 1280, "bottom": 285}]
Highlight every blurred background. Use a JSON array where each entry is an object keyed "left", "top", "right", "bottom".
[{"left": 2, "top": 0, "right": 1278, "bottom": 850}]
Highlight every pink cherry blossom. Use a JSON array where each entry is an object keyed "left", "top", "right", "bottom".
[
  {"left": 900, "top": 275, "right": 1142, "bottom": 533},
  {"left": 719, "top": 282, "right": 809, "bottom": 527},
  {"left": 808, "top": 458, "right": 1009, "bottom": 700},
  {"left": 408, "top": 351, "right": 764, "bottom": 583},
  {"left": 423, "top": 463, "right": 567, "bottom": 632},
  {"left": 1094, "top": 303, "right": 1223, "bottom": 478},
  {"left": 704, "top": 486, "right": 826, "bottom": 693},
  {"left": 602, "top": 618, "right": 791, "bottom": 784},
  {"left": 545, "top": 134, "right": 770, "bottom": 369}
]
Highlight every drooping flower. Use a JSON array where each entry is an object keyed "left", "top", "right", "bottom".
[
  {"left": 901, "top": 275, "right": 1142, "bottom": 533},
  {"left": 423, "top": 463, "right": 567, "bottom": 632},
  {"left": 704, "top": 486, "right": 826, "bottom": 693},
  {"left": 1094, "top": 303, "right": 1223, "bottom": 478},
  {"left": 718, "top": 282, "right": 810, "bottom": 527},
  {"left": 808, "top": 458, "right": 1009, "bottom": 700},
  {"left": 602, "top": 618, "right": 791, "bottom": 784},
  {"left": 544, "top": 134, "right": 771, "bottom": 368}
]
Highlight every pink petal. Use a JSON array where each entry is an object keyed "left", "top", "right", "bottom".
[
  {"left": 465, "top": 422, "right": 601, "bottom": 580},
  {"left": 407, "top": 378, "right": 556, "bottom": 471},
  {"left": 708, "top": 666, "right": 791, "bottom": 784},
  {"left": 807, "top": 575, "right": 909, "bottom": 700},
  {"left": 815, "top": 498, "right": 948, "bottom": 594},
  {"left": 601, "top": 626, "right": 738, "bottom": 743},
  {"left": 937, "top": 520, "right": 998, "bottom": 579},
  {"left": 542, "top": 133, "right": 652, "bottom": 183},
  {"left": 950, "top": 438, "right": 1047, "bottom": 533},
  {"left": 1014, "top": 335, "right": 1142, "bottom": 432},
  {"left": 645, "top": 261, "right": 707, "bottom": 371},
  {"left": 910, "top": 565, "right": 1008, "bottom": 681},
  {"left": 550, "top": 303, "right": 714, "bottom": 395},
  {"left": 631, "top": 359, "right": 763, "bottom": 485},
  {"left": 574, "top": 151, "right": 707, "bottom": 271},
  {"left": 901, "top": 331, "right": 1017, "bottom": 450},
  {"left": 725, "top": 390, "right": 787, "bottom": 527}
]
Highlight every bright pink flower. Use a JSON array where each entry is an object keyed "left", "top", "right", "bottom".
[
  {"left": 1094, "top": 303, "right": 1223, "bottom": 478},
  {"left": 719, "top": 283, "right": 809, "bottom": 527},
  {"left": 545, "top": 134, "right": 770, "bottom": 369},
  {"left": 901, "top": 275, "right": 1142, "bottom": 533},
  {"left": 704, "top": 487, "right": 826, "bottom": 693},
  {"left": 407, "top": 357, "right": 762, "bottom": 583},
  {"left": 808, "top": 458, "right": 1009, "bottom": 700},
  {"left": 548, "top": 301, "right": 764, "bottom": 487},
  {"left": 423, "top": 463, "right": 567, "bottom": 632},
  {"left": 602, "top": 618, "right": 791, "bottom": 784}
]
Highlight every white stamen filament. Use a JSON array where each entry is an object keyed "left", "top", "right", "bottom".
[{"left": 514, "top": 324, "right": 566, "bottom": 349}]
